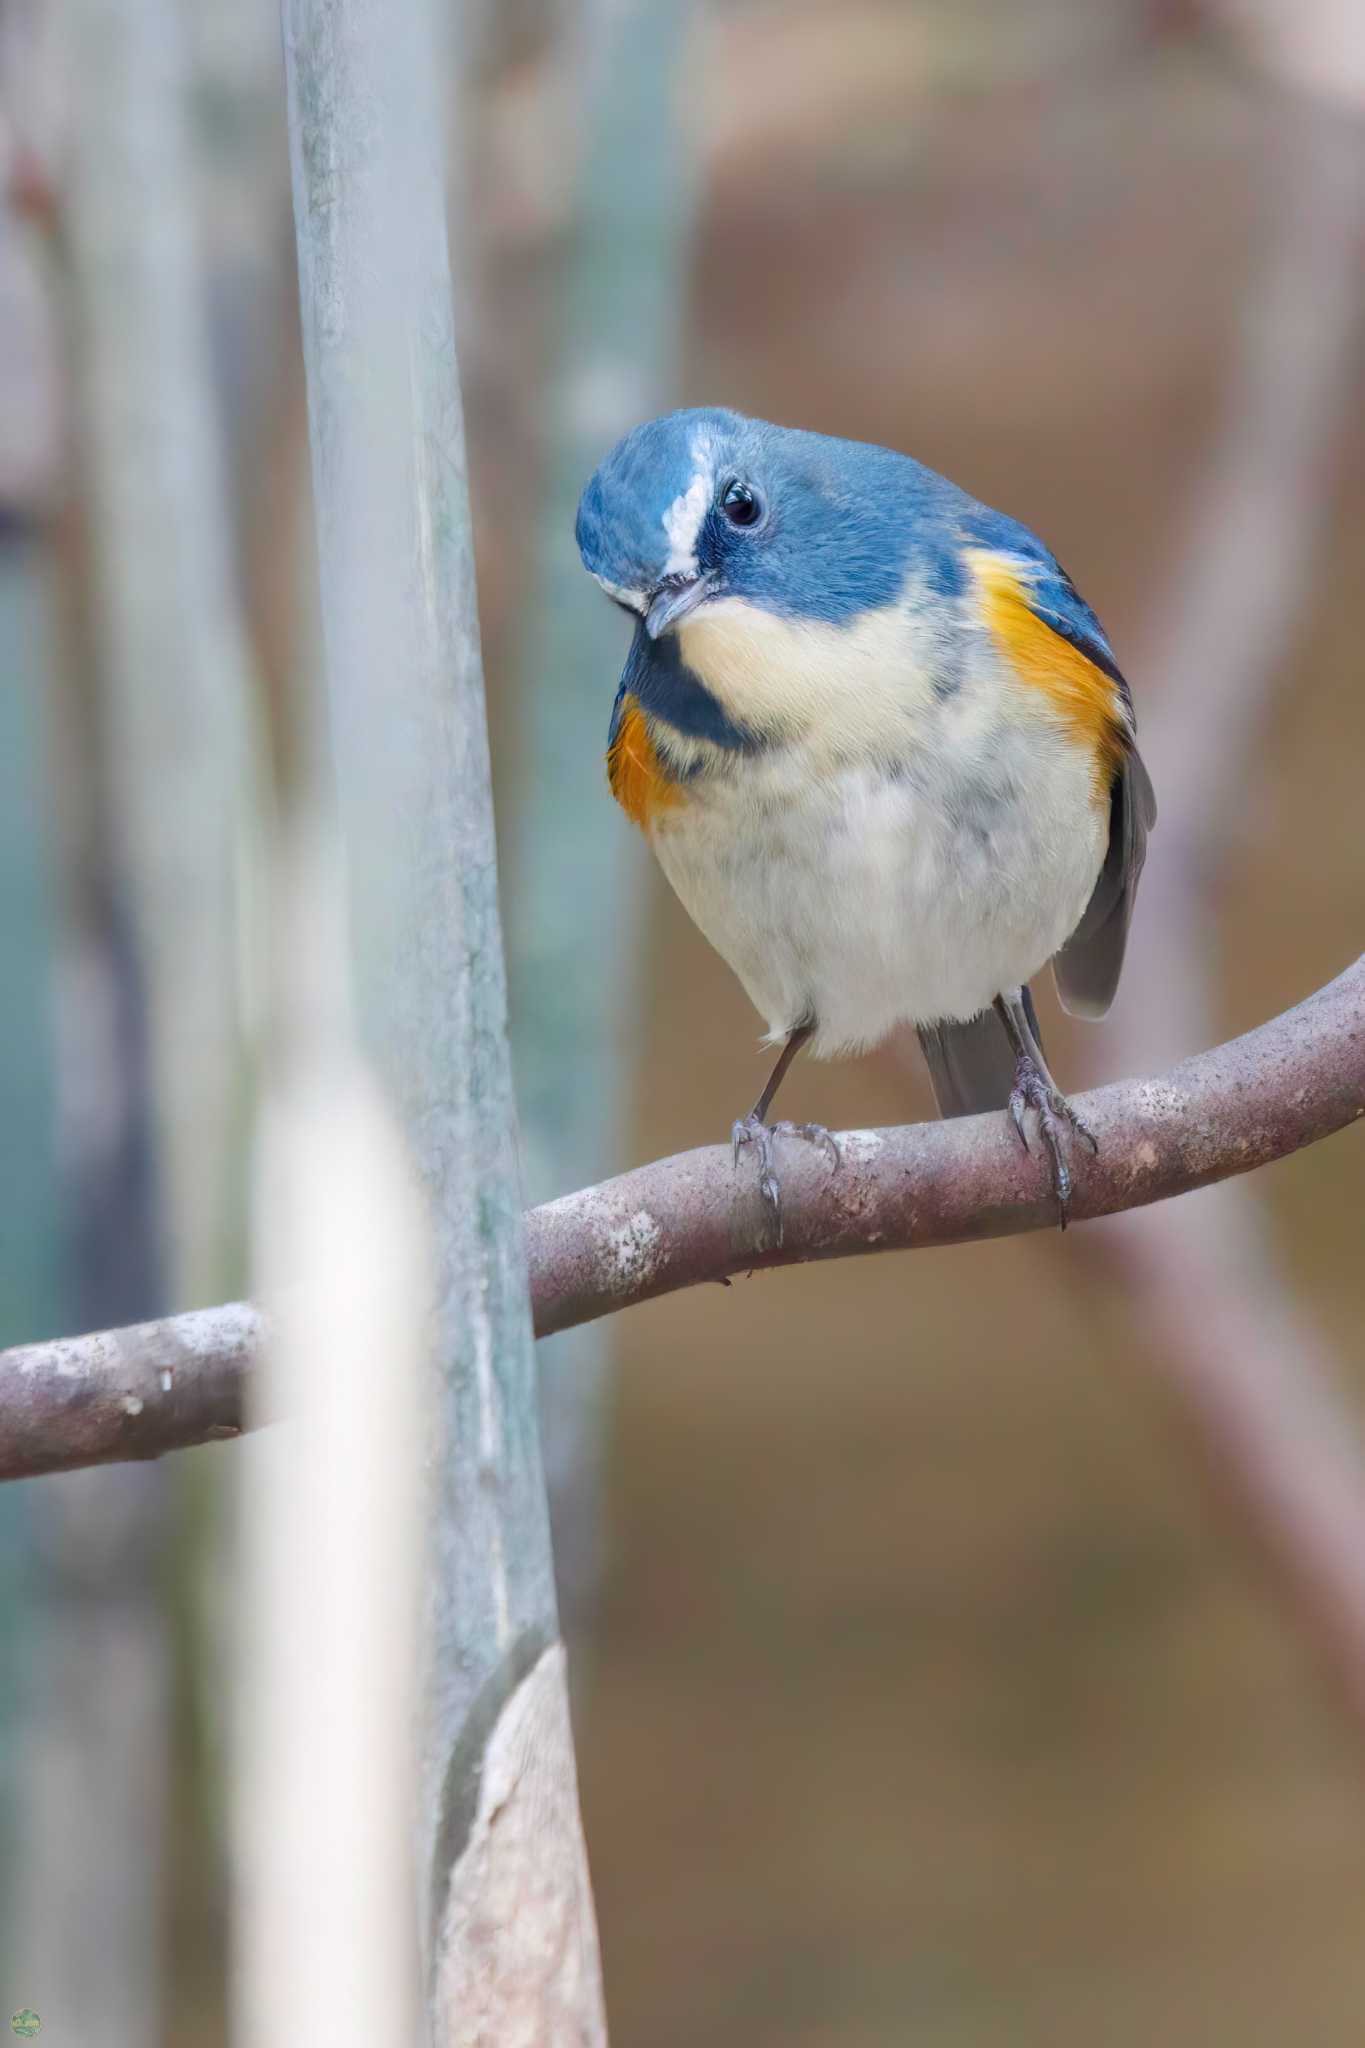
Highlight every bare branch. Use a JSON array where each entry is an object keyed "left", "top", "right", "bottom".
[
  {"left": 529, "top": 953, "right": 1364, "bottom": 1332},
  {"left": 0, "top": 956, "right": 1360, "bottom": 1485},
  {"left": 0, "top": 1301, "right": 260, "bottom": 1481}
]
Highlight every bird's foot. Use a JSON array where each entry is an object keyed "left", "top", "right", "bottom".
[
  {"left": 1007, "top": 1054, "right": 1097, "bottom": 1228},
  {"left": 731, "top": 1113, "right": 841, "bottom": 1245}
]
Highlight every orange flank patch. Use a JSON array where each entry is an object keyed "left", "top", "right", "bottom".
[
  {"left": 607, "top": 694, "right": 683, "bottom": 831},
  {"left": 969, "top": 551, "right": 1127, "bottom": 793}
]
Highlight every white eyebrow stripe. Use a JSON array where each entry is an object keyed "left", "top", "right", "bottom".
[
  {"left": 661, "top": 468, "right": 711, "bottom": 579},
  {"left": 593, "top": 572, "right": 647, "bottom": 613}
]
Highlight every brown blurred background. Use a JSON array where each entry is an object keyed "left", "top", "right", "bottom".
[{"left": 3, "top": 0, "right": 1365, "bottom": 2042}]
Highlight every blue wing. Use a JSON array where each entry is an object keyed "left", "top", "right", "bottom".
[{"left": 961, "top": 506, "right": 1155, "bottom": 1016}]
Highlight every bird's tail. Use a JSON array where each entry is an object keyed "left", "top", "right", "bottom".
[{"left": 916, "top": 986, "right": 1042, "bottom": 1118}]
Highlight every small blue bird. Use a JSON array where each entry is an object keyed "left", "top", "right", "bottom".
[{"left": 576, "top": 408, "right": 1155, "bottom": 1226}]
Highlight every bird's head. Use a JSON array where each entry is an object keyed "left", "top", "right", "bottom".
[{"left": 575, "top": 406, "right": 917, "bottom": 641}]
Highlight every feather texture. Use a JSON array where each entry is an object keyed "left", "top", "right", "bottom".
[
  {"left": 606, "top": 687, "right": 682, "bottom": 829},
  {"left": 966, "top": 549, "right": 1129, "bottom": 792},
  {"left": 961, "top": 536, "right": 1155, "bottom": 1019},
  {"left": 1054, "top": 746, "right": 1157, "bottom": 1018}
]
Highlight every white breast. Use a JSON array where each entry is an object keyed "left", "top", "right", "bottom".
[{"left": 647, "top": 598, "right": 1108, "bottom": 1058}]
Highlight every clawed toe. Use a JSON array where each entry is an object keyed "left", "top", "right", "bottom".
[
  {"left": 771, "top": 1119, "right": 841, "bottom": 1169},
  {"left": 1071, "top": 1108, "right": 1100, "bottom": 1156},
  {"left": 1009, "top": 1054, "right": 1096, "bottom": 1227},
  {"left": 731, "top": 1112, "right": 783, "bottom": 1241},
  {"left": 731, "top": 1110, "right": 840, "bottom": 1246}
]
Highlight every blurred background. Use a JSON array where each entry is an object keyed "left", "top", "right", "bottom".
[{"left": 2, "top": 0, "right": 1365, "bottom": 2042}]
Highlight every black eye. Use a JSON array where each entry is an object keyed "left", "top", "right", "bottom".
[{"left": 720, "top": 479, "right": 761, "bottom": 527}]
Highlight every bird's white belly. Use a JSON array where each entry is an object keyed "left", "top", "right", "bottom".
[{"left": 649, "top": 732, "right": 1106, "bottom": 1057}]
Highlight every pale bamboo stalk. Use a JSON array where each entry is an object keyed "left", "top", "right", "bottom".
[
  {"left": 61, "top": 0, "right": 255, "bottom": 1309},
  {"left": 12, "top": 3, "right": 236, "bottom": 2029},
  {"left": 3, "top": 503, "right": 170, "bottom": 2048},
  {"left": 237, "top": 820, "right": 427, "bottom": 2048},
  {"left": 11, "top": 1466, "right": 168, "bottom": 2048},
  {"left": 277, "top": 0, "right": 606, "bottom": 2034},
  {"left": 510, "top": 0, "right": 698, "bottom": 1628},
  {"left": 18, "top": 479, "right": 170, "bottom": 2048},
  {"left": 0, "top": 532, "right": 66, "bottom": 1984}
]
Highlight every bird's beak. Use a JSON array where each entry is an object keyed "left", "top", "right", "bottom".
[{"left": 644, "top": 570, "right": 716, "bottom": 640}]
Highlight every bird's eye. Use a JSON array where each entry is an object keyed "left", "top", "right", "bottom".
[{"left": 720, "top": 480, "right": 761, "bottom": 527}]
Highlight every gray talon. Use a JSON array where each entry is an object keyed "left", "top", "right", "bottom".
[
  {"left": 731, "top": 1110, "right": 784, "bottom": 1241},
  {"left": 731, "top": 1109, "right": 841, "bottom": 1246},
  {"left": 770, "top": 1118, "right": 841, "bottom": 1170},
  {"left": 1009, "top": 1054, "right": 1094, "bottom": 1228}
]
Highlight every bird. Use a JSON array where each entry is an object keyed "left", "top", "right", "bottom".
[{"left": 575, "top": 407, "right": 1154, "bottom": 1233}]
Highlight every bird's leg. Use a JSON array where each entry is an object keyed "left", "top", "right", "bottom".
[
  {"left": 731, "top": 1021, "right": 839, "bottom": 1242},
  {"left": 993, "top": 989, "right": 1097, "bottom": 1228}
]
